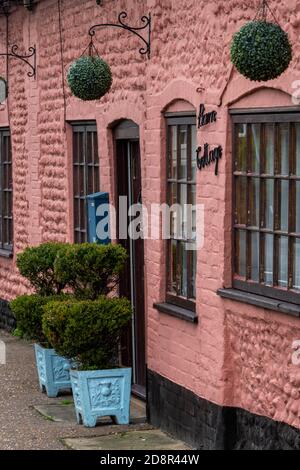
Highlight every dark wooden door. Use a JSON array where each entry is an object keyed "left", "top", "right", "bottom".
[{"left": 116, "top": 138, "right": 146, "bottom": 398}]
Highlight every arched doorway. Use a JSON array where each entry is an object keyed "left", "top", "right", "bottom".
[{"left": 114, "top": 120, "right": 146, "bottom": 399}]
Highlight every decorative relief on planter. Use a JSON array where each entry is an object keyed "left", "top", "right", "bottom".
[
  {"left": 52, "top": 355, "right": 71, "bottom": 382},
  {"left": 71, "top": 377, "right": 82, "bottom": 410},
  {"left": 36, "top": 348, "right": 46, "bottom": 382},
  {"left": 34, "top": 344, "right": 72, "bottom": 398},
  {"left": 89, "top": 378, "right": 121, "bottom": 410}
]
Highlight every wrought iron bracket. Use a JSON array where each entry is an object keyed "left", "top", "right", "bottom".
[
  {"left": 89, "top": 11, "right": 151, "bottom": 59},
  {"left": 0, "top": 44, "right": 36, "bottom": 78}
]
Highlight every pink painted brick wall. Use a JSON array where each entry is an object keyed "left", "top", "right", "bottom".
[{"left": 0, "top": 0, "right": 299, "bottom": 428}]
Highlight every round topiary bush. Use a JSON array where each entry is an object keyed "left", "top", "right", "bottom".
[
  {"left": 17, "top": 242, "right": 71, "bottom": 296},
  {"left": 42, "top": 297, "right": 132, "bottom": 370},
  {"left": 67, "top": 55, "right": 113, "bottom": 101},
  {"left": 230, "top": 21, "right": 292, "bottom": 82},
  {"left": 10, "top": 293, "right": 70, "bottom": 345},
  {"left": 54, "top": 243, "right": 128, "bottom": 300}
]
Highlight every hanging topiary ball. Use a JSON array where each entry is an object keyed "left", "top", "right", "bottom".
[
  {"left": 230, "top": 21, "right": 292, "bottom": 82},
  {"left": 67, "top": 55, "right": 113, "bottom": 101}
]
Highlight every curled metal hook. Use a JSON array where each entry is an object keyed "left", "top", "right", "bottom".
[
  {"left": 0, "top": 44, "right": 36, "bottom": 78},
  {"left": 88, "top": 11, "right": 151, "bottom": 59}
]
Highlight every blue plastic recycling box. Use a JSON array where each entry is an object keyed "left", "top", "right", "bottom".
[{"left": 86, "top": 192, "right": 110, "bottom": 245}]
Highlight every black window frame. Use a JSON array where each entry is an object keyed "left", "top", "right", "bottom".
[
  {"left": 0, "top": 128, "right": 13, "bottom": 255},
  {"left": 231, "top": 108, "right": 300, "bottom": 306},
  {"left": 71, "top": 122, "right": 99, "bottom": 244},
  {"left": 165, "top": 112, "right": 197, "bottom": 312}
]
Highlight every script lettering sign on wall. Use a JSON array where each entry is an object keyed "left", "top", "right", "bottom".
[{"left": 196, "top": 104, "right": 223, "bottom": 176}]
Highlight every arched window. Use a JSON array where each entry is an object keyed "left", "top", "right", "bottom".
[
  {"left": 0, "top": 128, "right": 12, "bottom": 256},
  {"left": 165, "top": 109, "right": 197, "bottom": 311},
  {"left": 72, "top": 122, "right": 99, "bottom": 243}
]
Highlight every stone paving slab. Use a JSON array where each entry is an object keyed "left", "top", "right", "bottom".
[
  {"left": 34, "top": 397, "right": 146, "bottom": 425},
  {"left": 63, "top": 430, "right": 190, "bottom": 451}
]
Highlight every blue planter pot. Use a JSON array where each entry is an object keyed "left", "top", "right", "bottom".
[
  {"left": 70, "top": 368, "right": 132, "bottom": 428},
  {"left": 34, "top": 343, "right": 72, "bottom": 398}
]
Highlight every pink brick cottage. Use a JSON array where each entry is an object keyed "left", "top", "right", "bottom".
[{"left": 0, "top": 0, "right": 300, "bottom": 449}]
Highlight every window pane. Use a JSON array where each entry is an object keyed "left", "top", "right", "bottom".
[
  {"left": 168, "top": 126, "right": 177, "bottom": 179},
  {"left": 264, "top": 179, "right": 274, "bottom": 230},
  {"left": 250, "top": 124, "right": 260, "bottom": 173},
  {"left": 73, "top": 165, "right": 79, "bottom": 196},
  {"left": 80, "top": 198, "right": 86, "bottom": 231},
  {"left": 279, "top": 180, "right": 289, "bottom": 232},
  {"left": 169, "top": 239, "right": 178, "bottom": 294},
  {"left": 190, "top": 245, "right": 197, "bottom": 299},
  {"left": 249, "top": 178, "right": 260, "bottom": 227},
  {"left": 80, "top": 231, "right": 86, "bottom": 244},
  {"left": 191, "top": 125, "right": 197, "bottom": 182},
  {"left": 7, "top": 190, "right": 12, "bottom": 215},
  {"left": 265, "top": 124, "right": 274, "bottom": 174},
  {"left": 235, "top": 230, "right": 246, "bottom": 277},
  {"left": 191, "top": 184, "right": 196, "bottom": 240},
  {"left": 78, "top": 132, "right": 85, "bottom": 164},
  {"left": 169, "top": 183, "right": 178, "bottom": 238},
  {"left": 87, "top": 166, "right": 94, "bottom": 194},
  {"left": 2, "top": 218, "right": 7, "bottom": 246},
  {"left": 264, "top": 234, "right": 274, "bottom": 286},
  {"left": 93, "top": 132, "right": 98, "bottom": 165},
  {"left": 295, "top": 123, "right": 300, "bottom": 176},
  {"left": 279, "top": 123, "right": 289, "bottom": 175},
  {"left": 79, "top": 165, "right": 85, "bottom": 196},
  {"left": 293, "top": 238, "right": 300, "bottom": 290},
  {"left": 74, "top": 198, "right": 80, "bottom": 228},
  {"left": 179, "top": 183, "right": 187, "bottom": 206},
  {"left": 179, "top": 242, "right": 188, "bottom": 297},
  {"left": 235, "top": 124, "right": 247, "bottom": 172},
  {"left": 251, "top": 232, "right": 260, "bottom": 282},
  {"left": 277, "top": 236, "right": 288, "bottom": 288},
  {"left": 179, "top": 126, "right": 187, "bottom": 180},
  {"left": 74, "top": 231, "right": 80, "bottom": 244},
  {"left": 3, "top": 192, "right": 8, "bottom": 217},
  {"left": 180, "top": 184, "right": 187, "bottom": 240},
  {"left": 235, "top": 176, "right": 247, "bottom": 225},
  {"left": 295, "top": 181, "right": 300, "bottom": 233},
  {"left": 3, "top": 163, "right": 8, "bottom": 188},
  {"left": 86, "top": 131, "right": 93, "bottom": 164},
  {"left": 8, "top": 218, "right": 12, "bottom": 246},
  {"left": 94, "top": 166, "right": 100, "bottom": 193}
]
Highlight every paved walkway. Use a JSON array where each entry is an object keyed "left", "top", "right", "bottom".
[
  {"left": 0, "top": 331, "right": 151, "bottom": 450},
  {"left": 0, "top": 331, "right": 189, "bottom": 451}
]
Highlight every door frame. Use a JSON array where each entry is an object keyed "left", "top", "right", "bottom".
[{"left": 114, "top": 120, "right": 147, "bottom": 399}]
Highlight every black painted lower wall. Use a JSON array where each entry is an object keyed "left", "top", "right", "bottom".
[
  {"left": 147, "top": 370, "right": 300, "bottom": 450},
  {"left": 0, "top": 298, "right": 16, "bottom": 332}
]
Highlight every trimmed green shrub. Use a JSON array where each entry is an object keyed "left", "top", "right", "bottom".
[
  {"left": 67, "top": 56, "right": 113, "bottom": 101},
  {"left": 12, "top": 327, "right": 24, "bottom": 339},
  {"left": 42, "top": 297, "right": 132, "bottom": 370},
  {"left": 54, "top": 243, "right": 128, "bottom": 300},
  {"left": 230, "top": 21, "right": 292, "bottom": 82},
  {"left": 16, "top": 243, "right": 71, "bottom": 296},
  {"left": 10, "top": 294, "right": 70, "bottom": 345}
]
